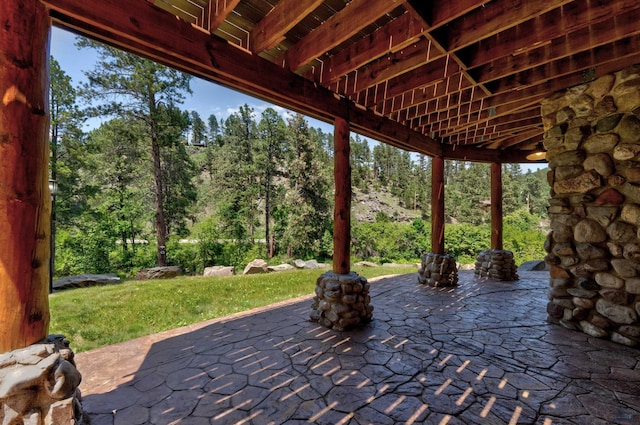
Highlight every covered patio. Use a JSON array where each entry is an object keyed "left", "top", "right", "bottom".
[
  {"left": 3, "top": 0, "right": 640, "bottom": 423},
  {"left": 77, "top": 271, "right": 640, "bottom": 424}
]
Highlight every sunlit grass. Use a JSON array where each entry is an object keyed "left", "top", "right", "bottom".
[{"left": 49, "top": 266, "right": 416, "bottom": 352}]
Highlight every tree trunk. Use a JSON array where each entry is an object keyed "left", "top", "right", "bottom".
[
  {"left": 491, "top": 162, "right": 503, "bottom": 250},
  {"left": 0, "top": 0, "right": 51, "bottom": 353},
  {"left": 151, "top": 131, "right": 167, "bottom": 266},
  {"left": 333, "top": 117, "right": 351, "bottom": 274},
  {"left": 431, "top": 156, "right": 445, "bottom": 254},
  {"left": 265, "top": 178, "right": 271, "bottom": 258}
]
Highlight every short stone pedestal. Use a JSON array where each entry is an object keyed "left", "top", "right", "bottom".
[
  {"left": 310, "top": 271, "right": 373, "bottom": 331},
  {"left": 0, "top": 335, "right": 85, "bottom": 424},
  {"left": 474, "top": 249, "right": 519, "bottom": 281},
  {"left": 418, "top": 253, "right": 458, "bottom": 287}
]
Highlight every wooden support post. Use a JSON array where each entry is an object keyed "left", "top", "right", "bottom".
[
  {"left": 491, "top": 162, "right": 503, "bottom": 250},
  {"left": 333, "top": 117, "right": 351, "bottom": 274},
  {"left": 431, "top": 156, "right": 445, "bottom": 254},
  {"left": 0, "top": 0, "right": 51, "bottom": 353}
]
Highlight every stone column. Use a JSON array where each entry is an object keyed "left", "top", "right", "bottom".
[
  {"left": 310, "top": 117, "right": 373, "bottom": 331},
  {"left": 0, "top": 0, "right": 51, "bottom": 353},
  {"left": 474, "top": 163, "right": 519, "bottom": 281},
  {"left": 543, "top": 64, "right": 640, "bottom": 346},
  {"left": 418, "top": 156, "right": 458, "bottom": 287}
]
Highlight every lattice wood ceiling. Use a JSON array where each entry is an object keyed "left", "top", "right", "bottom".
[{"left": 44, "top": 0, "right": 640, "bottom": 162}]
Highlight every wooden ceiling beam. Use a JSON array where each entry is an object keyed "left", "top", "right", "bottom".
[
  {"left": 340, "top": 38, "right": 444, "bottom": 97},
  {"left": 315, "top": 12, "right": 427, "bottom": 85},
  {"left": 463, "top": 0, "right": 640, "bottom": 69},
  {"left": 250, "top": 0, "right": 324, "bottom": 53},
  {"left": 363, "top": 56, "right": 458, "bottom": 108},
  {"left": 43, "top": 0, "right": 444, "bottom": 157},
  {"left": 469, "top": 8, "right": 640, "bottom": 85},
  {"left": 284, "top": 0, "right": 404, "bottom": 72},
  {"left": 208, "top": 0, "right": 241, "bottom": 32},
  {"left": 436, "top": 0, "right": 575, "bottom": 53},
  {"left": 483, "top": 128, "right": 544, "bottom": 150},
  {"left": 486, "top": 35, "right": 640, "bottom": 98}
]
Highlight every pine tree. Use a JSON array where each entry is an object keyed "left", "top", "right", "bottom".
[{"left": 78, "top": 38, "right": 193, "bottom": 266}]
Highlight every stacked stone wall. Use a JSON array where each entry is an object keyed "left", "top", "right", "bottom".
[{"left": 543, "top": 65, "right": 640, "bottom": 346}]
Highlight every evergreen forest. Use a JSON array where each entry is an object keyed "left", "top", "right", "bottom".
[{"left": 49, "top": 42, "right": 550, "bottom": 278}]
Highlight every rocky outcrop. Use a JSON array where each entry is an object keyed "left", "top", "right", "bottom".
[{"left": 542, "top": 65, "right": 640, "bottom": 346}]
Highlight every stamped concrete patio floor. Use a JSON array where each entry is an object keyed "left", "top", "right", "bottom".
[{"left": 75, "top": 271, "right": 640, "bottom": 425}]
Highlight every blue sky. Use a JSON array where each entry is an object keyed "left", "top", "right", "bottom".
[{"left": 50, "top": 27, "right": 544, "bottom": 172}]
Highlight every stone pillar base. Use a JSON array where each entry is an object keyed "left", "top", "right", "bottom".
[
  {"left": 418, "top": 253, "right": 458, "bottom": 287},
  {"left": 0, "top": 335, "right": 86, "bottom": 424},
  {"left": 474, "top": 249, "right": 519, "bottom": 281},
  {"left": 310, "top": 271, "right": 373, "bottom": 331}
]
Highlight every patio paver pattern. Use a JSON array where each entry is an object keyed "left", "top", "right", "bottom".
[{"left": 75, "top": 271, "right": 640, "bottom": 424}]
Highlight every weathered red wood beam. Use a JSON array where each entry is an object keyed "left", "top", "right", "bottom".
[
  {"left": 491, "top": 162, "right": 503, "bottom": 250},
  {"left": 0, "top": 0, "right": 51, "bottom": 353},
  {"left": 333, "top": 117, "right": 351, "bottom": 274},
  {"left": 431, "top": 156, "right": 445, "bottom": 254}
]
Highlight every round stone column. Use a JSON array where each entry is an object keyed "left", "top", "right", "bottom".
[
  {"left": 310, "top": 271, "right": 373, "bottom": 331},
  {"left": 543, "top": 64, "right": 640, "bottom": 347},
  {"left": 418, "top": 253, "right": 458, "bottom": 287},
  {"left": 474, "top": 249, "right": 519, "bottom": 281}
]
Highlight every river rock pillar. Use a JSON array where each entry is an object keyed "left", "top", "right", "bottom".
[
  {"left": 543, "top": 64, "right": 640, "bottom": 346},
  {"left": 310, "top": 117, "right": 373, "bottom": 331},
  {"left": 419, "top": 156, "right": 458, "bottom": 287}
]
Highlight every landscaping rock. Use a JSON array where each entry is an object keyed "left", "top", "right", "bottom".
[
  {"left": 354, "top": 261, "right": 378, "bottom": 267},
  {"left": 203, "top": 266, "right": 235, "bottom": 277},
  {"left": 267, "top": 264, "right": 295, "bottom": 272},
  {"left": 52, "top": 273, "right": 120, "bottom": 290},
  {"left": 135, "top": 266, "right": 182, "bottom": 280},
  {"left": 243, "top": 259, "right": 268, "bottom": 274}
]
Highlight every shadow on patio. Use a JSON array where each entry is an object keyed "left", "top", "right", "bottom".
[{"left": 75, "top": 271, "right": 640, "bottom": 425}]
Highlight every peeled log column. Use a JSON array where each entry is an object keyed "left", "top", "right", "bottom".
[
  {"left": 333, "top": 116, "right": 351, "bottom": 274},
  {"left": 431, "top": 156, "right": 445, "bottom": 254},
  {"left": 491, "top": 162, "right": 503, "bottom": 250},
  {"left": 0, "top": 0, "right": 51, "bottom": 353}
]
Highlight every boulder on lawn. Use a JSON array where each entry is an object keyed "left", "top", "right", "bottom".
[
  {"left": 304, "top": 260, "right": 319, "bottom": 269},
  {"left": 136, "top": 266, "right": 182, "bottom": 280},
  {"left": 354, "top": 261, "right": 378, "bottom": 267},
  {"left": 243, "top": 259, "right": 268, "bottom": 275},
  {"left": 518, "top": 260, "right": 549, "bottom": 271},
  {"left": 293, "top": 259, "right": 320, "bottom": 269},
  {"left": 267, "top": 264, "right": 295, "bottom": 272},
  {"left": 52, "top": 273, "right": 121, "bottom": 290},
  {"left": 203, "top": 266, "right": 235, "bottom": 277}
]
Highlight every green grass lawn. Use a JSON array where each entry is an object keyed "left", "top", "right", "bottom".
[{"left": 49, "top": 266, "right": 416, "bottom": 352}]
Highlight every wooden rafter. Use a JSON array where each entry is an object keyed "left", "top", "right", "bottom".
[
  {"left": 283, "top": 0, "right": 404, "bottom": 72},
  {"left": 208, "top": 0, "right": 241, "bottom": 32},
  {"left": 250, "top": 0, "right": 324, "bottom": 53}
]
